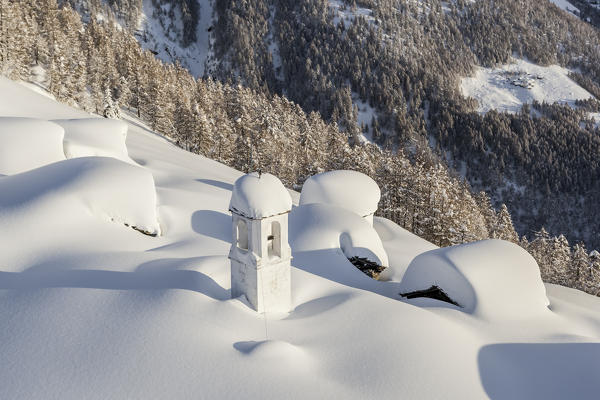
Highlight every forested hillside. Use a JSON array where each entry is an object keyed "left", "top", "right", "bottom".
[
  {"left": 207, "top": 0, "right": 600, "bottom": 252},
  {"left": 1, "top": 0, "right": 599, "bottom": 296},
  {"left": 57, "top": 1, "right": 600, "bottom": 250}
]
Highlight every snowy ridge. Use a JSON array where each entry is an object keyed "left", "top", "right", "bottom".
[{"left": 0, "top": 78, "right": 600, "bottom": 399}]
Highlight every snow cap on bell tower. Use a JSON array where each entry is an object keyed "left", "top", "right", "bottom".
[
  {"left": 229, "top": 171, "right": 292, "bottom": 219},
  {"left": 228, "top": 172, "right": 293, "bottom": 313}
]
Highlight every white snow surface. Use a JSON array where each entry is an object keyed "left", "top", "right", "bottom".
[
  {"left": 54, "top": 118, "right": 135, "bottom": 165},
  {"left": 229, "top": 172, "right": 292, "bottom": 219},
  {"left": 0, "top": 117, "right": 65, "bottom": 175},
  {"left": 299, "top": 170, "right": 381, "bottom": 217},
  {"left": 290, "top": 203, "right": 389, "bottom": 267},
  {"left": 374, "top": 216, "right": 438, "bottom": 281},
  {"left": 461, "top": 57, "right": 594, "bottom": 114},
  {"left": 1, "top": 77, "right": 600, "bottom": 399},
  {"left": 0, "top": 156, "right": 161, "bottom": 237},
  {"left": 328, "top": 0, "right": 375, "bottom": 28}
]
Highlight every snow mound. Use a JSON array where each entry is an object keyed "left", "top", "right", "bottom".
[
  {"left": 0, "top": 117, "right": 65, "bottom": 175},
  {"left": 399, "top": 239, "right": 549, "bottom": 318},
  {"left": 53, "top": 118, "right": 135, "bottom": 164},
  {"left": 0, "top": 157, "right": 160, "bottom": 235},
  {"left": 229, "top": 172, "right": 292, "bottom": 219},
  {"left": 291, "top": 203, "right": 388, "bottom": 267},
  {"left": 299, "top": 170, "right": 380, "bottom": 224},
  {"left": 234, "top": 340, "right": 306, "bottom": 359},
  {"left": 461, "top": 58, "right": 594, "bottom": 114}
]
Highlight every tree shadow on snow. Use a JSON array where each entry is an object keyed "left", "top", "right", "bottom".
[
  {"left": 478, "top": 343, "right": 600, "bottom": 400},
  {"left": 191, "top": 210, "right": 232, "bottom": 244},
  {"left": 0, "top": 256, "right": 229, "bottom": 301}
]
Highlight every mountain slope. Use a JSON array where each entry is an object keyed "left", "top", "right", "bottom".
[
  {"left": 1, "top": 74, "right": 600, "bottom": 399},
  {"left": 68, "top": 0, "right": 600, "bottom": 250}
]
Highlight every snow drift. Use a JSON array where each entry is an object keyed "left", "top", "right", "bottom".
[
  {"left": 399, "top": 239, "right": 549, "bottom": 318},
  {"left": 0, "top": 117, "right": 65, "bottom": 175},
  {"left": 0, "top": 157, "right": 160, "bottom": 236},
  {"left": 290, "top": 202, "right": 388, "bottom": 267},
  {"left": 53, "top": 118, "right": 135, "bottom": 164}
]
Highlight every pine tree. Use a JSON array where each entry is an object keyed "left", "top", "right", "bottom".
[
  {"left": 589, "top": 251, "right": 600, "bottom": 295},
  {"left": 103, "top": 86, "right": 120, "bottom": 119},
  {"left": 529, "top": 228, "right": 552, "bottom": 282},
  {"left": 491, "top": 204, "right": 519, "bottom": 243},
  {"left": 550, "top": 235, "right": 571, "bottom": 286},
  {"left": 572, "top": 243, "right": 589, "bottom": 290}
]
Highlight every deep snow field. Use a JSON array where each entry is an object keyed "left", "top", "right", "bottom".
[
  {"left": 1, "top": 77, "right": 600, "bottom": 399},
  {"left": 461, "top": 57, "right": 598, "bottom": 122}
]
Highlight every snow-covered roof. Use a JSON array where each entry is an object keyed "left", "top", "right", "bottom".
[
  {"left": 399, "top": 239, "right": 549, "bottom": 318},
  {"left": 229, "top": 172, "right": 292, "bottom": 219},
  {"left": 299, "top": 170, "right": 380, "bottom": 217}
]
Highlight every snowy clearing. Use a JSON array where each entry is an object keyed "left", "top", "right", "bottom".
[
  {"left": 1, "top": 77, "right": 600, "bottom": 399},
  {"left": 549, "top": 0, "right": 580, "bottom": 15},
  {"left": 461, "top": 58, "right": 594, "bottom": 114},
  {"left": 328, "top": 0, "right": 375, "bottom": 28}
]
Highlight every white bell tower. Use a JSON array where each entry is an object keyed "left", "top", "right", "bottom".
[{"left": 228, "top": 172, "right": 292, "bottom": 313}]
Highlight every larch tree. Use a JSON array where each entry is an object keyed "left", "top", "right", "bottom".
[{"left": 572, "top": 243, "right": 590, "bottom": 289}]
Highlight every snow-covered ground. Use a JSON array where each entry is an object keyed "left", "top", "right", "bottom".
[
  {"left": 1, "top": 77, "right": 600, "bottom": 399},
  {"left": 328, "top": 0, "right": 375, "bottom": 28},
  {"left": 461, "top": 58, "right": 595, "bottom": 114}
]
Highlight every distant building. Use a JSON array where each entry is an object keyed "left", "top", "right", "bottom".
[{"left": 228, "top": 172, "right": 293, "bottom": 313}]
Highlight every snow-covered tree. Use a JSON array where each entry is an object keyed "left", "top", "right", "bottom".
[
  {"left": 102, "top": 86, "right": 120, "bottom": 119},
  {"left": 550, "top": 235, "right": 571, "bottom": 286},
  {"left": 491, "top": 204, "right": 519, "bottom": 243},
  {"left": 572, "top": 243, "right": 590, "bottom": 290}
]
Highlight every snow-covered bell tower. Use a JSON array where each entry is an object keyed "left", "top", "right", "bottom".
[{"left": 228, "top": 172, "right": 292, "bottom": 313}]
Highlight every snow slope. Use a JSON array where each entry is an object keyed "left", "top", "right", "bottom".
[
  {"left": 137, "top": 0, "right": 214, "bottom": 77},
  {"left": 461, "top": 57, "right": 595, "bottom": 114},
  {"left": 1, "top": 77, "right": 600, "bottom": 399}
]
